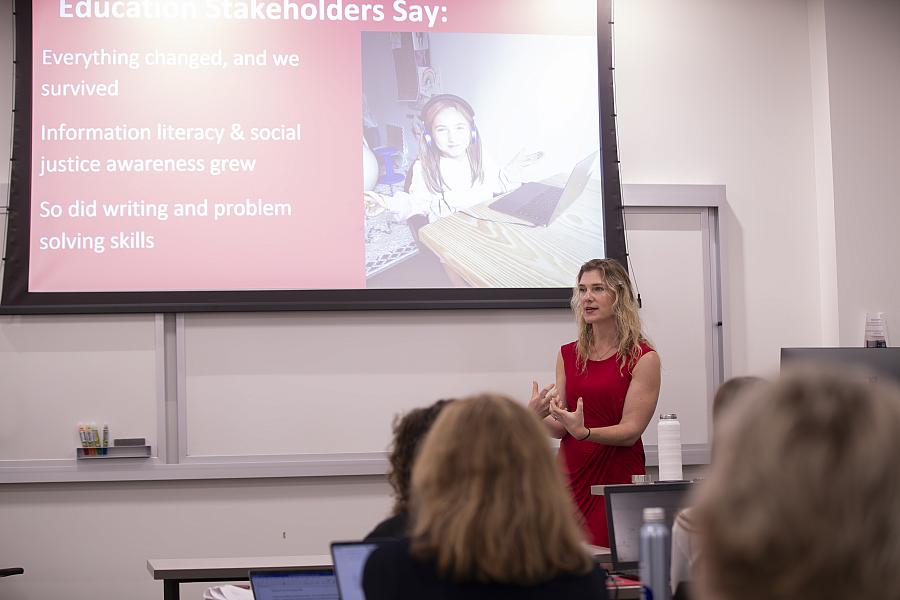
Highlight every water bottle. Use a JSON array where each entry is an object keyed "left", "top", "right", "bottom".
[
  {"left": 865, "top": 312, "right": 888, "bottom": 348},
  {"left": 639, "top": 507, "right": 671, "bottom": 600},
  {"left": 657, "top": 413, "right": 683, "bottom": 481}
]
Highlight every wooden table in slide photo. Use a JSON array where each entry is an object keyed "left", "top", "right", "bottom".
[
  {"left": 417, "top": 174, "right": 604, "bottom": 287},
  {"left": 147, "top": 554, "right": 331, "bottom": 600}
]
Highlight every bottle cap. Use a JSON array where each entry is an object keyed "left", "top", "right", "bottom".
[
  {"left": 643, "top": 507, "right": 665, "bottom": 522},
  {"left": 660, "top": 413, "right": 678, "bottom": 420}
]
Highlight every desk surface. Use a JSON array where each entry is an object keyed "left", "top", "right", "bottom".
[
  {"left": 148, "top": 550, "right": 638, "bottom": 599},
  {"left": 418, "top": 174, "right": 604, "bottom": 287},
  {"left": 147, "top": 554, "right": 331, "bottom": 581}
]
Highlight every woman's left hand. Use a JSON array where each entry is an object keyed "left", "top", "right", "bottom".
[{"left": 549, "top": 397, "right": 589, "bottom": 440}]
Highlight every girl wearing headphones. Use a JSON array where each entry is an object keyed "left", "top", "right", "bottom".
[{"left": 367, "top": 94, "right": 541, "bottom": 223}]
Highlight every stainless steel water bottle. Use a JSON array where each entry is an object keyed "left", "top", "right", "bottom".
[{"left": 639, "top": 507, "right": 671, "bottom": 600}]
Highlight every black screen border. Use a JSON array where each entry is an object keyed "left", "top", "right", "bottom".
[{"left": 1, "top": 0, "right": 625, "bottom": 314}]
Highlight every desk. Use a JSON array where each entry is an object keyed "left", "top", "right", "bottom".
[
  {"left": 418, "top": 174, "right": 603, "bottom": 287},
  {"left": 147, "top": 554, "right": 331, "bottom": 600},
  {"left": 148, "top": 549, "right": 639, "bottom": 600}
]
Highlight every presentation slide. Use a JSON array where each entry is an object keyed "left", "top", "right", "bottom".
[{"left": 15, "top": 0, "right": 607, "bottom": 302}]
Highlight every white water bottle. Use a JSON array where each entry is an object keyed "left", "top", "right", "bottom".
[{"left": 657, "top": 413, "right": 683, "bottom": 481}]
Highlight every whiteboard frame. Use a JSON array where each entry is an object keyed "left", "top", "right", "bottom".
[{"left": 0, "top": 184, "right": 726, "bottom": 483}]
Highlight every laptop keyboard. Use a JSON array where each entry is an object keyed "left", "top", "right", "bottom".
[{"left": 516, "top": 187, "right": 561, "bottom": 222}]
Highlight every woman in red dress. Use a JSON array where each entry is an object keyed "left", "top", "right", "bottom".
[{"left": 530, "top": 258, "right": 661, "bottom": 547}]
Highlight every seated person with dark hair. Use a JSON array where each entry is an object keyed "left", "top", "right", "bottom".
[{"left": 365, "top": 399, "right": 453, "bottom": 540}]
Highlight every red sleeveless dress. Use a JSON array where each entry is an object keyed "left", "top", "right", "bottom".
[{"left": 559, "top": 340, "right": 653, "bottom": 547}]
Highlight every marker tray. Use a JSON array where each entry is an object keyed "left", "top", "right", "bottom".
[{"left": 76, "top": 445, "right": 151, "bottom": 459}]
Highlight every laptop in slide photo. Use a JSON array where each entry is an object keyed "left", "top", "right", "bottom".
[
  {"left": 249, "top": 568, "right": 339, "bottom": 600},
  {"left": 488, "top": 151, "right": 598, "bottom": 227},
  {"left": 330, "top": 540, "right": 386, "bottom": 600}
]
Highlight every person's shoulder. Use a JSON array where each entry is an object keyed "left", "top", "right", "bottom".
[
  {"left": 364, "top": 513, "right": 409, "bottom": 541},
  {"left": 362, "top": 539, "right": 413, "bottom": 599},
  {"left": 541, "top": 566, "right": 609, "bottom": 599},
  {"left": 561, "top": 341, "right": 577, "bottom": 356},
  {"left": 366, "top": 538, "right": 410, "bottom": 565},
  {"left": 632, "top": 341, "right": 659, "bottom": 370},
  {"left": 637, "top": 340, "right": 656, "bottom": 357}
]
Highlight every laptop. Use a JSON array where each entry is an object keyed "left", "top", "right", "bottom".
[
  {"left": 330, "top": 540, "right": 385, "bottom": 600},
  {"left": 604, "top": 481, "right": 693, "bottom": 578},
  {"left": 249, "top": 568, "right": 339, "bottom": 600},
  {"left": 781, "top": 347, "right": 900, "bottom": 385},
  {"left": 488, "top": 151, "right": 598, "bottom": 227}
]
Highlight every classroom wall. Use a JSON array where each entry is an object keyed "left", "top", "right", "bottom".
[
  {"left": 823, "top": 0, "right": 900, "bottom": 346},
  {"left": 614, "top": 0, "right": 824, "bottom": 374},
  {"left": 2, "top": 1, "right": 898, "bottom": 599}
]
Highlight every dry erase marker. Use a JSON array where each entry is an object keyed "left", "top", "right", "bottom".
[
  {"left": 90, "top": 423, "right": 99, "bottom": 455},
  {"left": 102, "top": 424, "right": 109, "bottom": 455}
]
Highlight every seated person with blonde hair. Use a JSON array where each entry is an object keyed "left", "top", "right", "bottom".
[
  {"left": 363, "top": 393, "right": 608, "bottom": 599},
  {"left": 691, "top": 368, "right": 900, "bottom": 600},
  {"left": 670, "top": 376, "right": 765, "bottom": 596}
]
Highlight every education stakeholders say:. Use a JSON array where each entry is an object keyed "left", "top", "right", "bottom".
[{"left": 58, "top": 0, "right": 448, "bottom": 27}]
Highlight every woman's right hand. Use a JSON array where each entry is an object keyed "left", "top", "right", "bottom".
[{"left": 528, "top": 380, "right": 558, "bottom": 419}]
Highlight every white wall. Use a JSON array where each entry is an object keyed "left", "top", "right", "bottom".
[
  {"left": 823, "top": 0, "right": 900, "bottom": 346},
  {"left": 614, "top": 0, "right": 824, "bottom": 374},
  {"left": 2, "top": 1, "right": 899, "bottom": 599}
]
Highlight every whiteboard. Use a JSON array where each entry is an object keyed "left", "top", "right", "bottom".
[
  {"left": 626, "top": 207, "right": 718, "bottom": 452},
  {"left": 0, "top": 314, "right": 162, "bottom": 462},
  {"left": 181, "top": 309, "right": 572, "bottom": 458}
]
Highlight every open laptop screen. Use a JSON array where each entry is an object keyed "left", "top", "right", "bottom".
[
  {"left": 249, "top": 569, "right": 338, "bottom": 600},
  {"left": 330, "top": 541, "right": 383, "bottom": 600},
  {"left": 604, "top": 482, "right": 693, "bottom": 572}
]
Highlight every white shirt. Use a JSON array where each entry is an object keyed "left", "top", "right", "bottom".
[
  {"left": 385, "top": 154, "right": 516, "bottom": 223},
  {"left": 670, "top": 511, "right": 699, "bottom": 593}
]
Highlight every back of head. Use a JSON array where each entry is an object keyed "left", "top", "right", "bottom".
[
  {"left": 694, "top": 367, "right": 900, "bottom": 600},
  {"left": 387, "top": 399, "right": 453, "bottom": 516},
  {"left": 409, "top": 393, "right": 593, "bottom": 585},
  {"left": 712, "top": 376, "right": 766, "bottom": 423}
]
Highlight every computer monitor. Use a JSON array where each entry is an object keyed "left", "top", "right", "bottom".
[
  {"left": 248, "top": 568, "right": 339, "bottom": 600},
  {"left": 330, "top": 541, "right": 385, "bottom": 600},
  {"left": 781, "top": 348, "right": 900, "bottom": 385},
  {"left": 604, "top": 482, "right": 693, "bottom": 573}
]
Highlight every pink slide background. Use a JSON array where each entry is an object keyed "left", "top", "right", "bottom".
[{"left": 29, "top": 0, "right": 595, "bottom": 292}]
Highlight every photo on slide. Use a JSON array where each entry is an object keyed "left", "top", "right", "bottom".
[{"left": 361, "top": 31, "right": 605, "bottom": 289}]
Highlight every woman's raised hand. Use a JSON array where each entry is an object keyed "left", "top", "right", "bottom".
[
  {"left": 549, "top": 397, "right": 588, "bottom": 440},
  {"left": 528, "top": 380, "right": 558, "bottom": 419}
]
